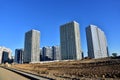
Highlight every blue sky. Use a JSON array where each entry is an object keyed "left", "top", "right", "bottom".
[{"left": 0, "top": 0, "right": 120, "bottom": 56}]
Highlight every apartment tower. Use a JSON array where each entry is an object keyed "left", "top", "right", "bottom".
[
  {"left": 86, "top": 25, "right": 109, "bottom": 58},
  {"left": 23, "top": 29, "right": 40, "bottom": 63},
  {"left": 52, "top": 46, "right": 61, "bottom": 60},
  {"left": 60, "top": 21, "right": 82, "bottom": 60}
]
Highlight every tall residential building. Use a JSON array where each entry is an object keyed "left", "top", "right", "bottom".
[
  {"left": 42, "top": 46, "right": 53, "bottom": 61},
  {"left": 52, "top": 46, "right": 61, "bottom": 60},
  {"left": 0, "top": 46, "right": 12, "bottom": 64},
  {"left": 60, "top": 21, "right": 82, "bottom": 60},
  {"left": 23, "top": 29, "right": 40, "bottom": 63},
  {"left": 14, "top": 49, "right": 24, "bottom": 64},
  {"left": 86, "top": 25, "right": 109, "bottom": 59}
]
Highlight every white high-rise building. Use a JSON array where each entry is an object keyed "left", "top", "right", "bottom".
[
  {"left": 60, "top": 21, "right": 82, "bottom": 60},
  {"left": 0, "top": 46, "right": 12, "bottom": 64},
  {"left": 86, "top": 25, "right": 109, "bottom": 58},
  {"left": 23, "top": 29, "right": 40, "bottom": 63}
]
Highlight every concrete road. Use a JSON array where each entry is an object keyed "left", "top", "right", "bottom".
[{"left": 0, "top": 67, "right": 29, "bottom": 80}]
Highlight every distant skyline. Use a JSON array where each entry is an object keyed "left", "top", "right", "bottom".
[{"left": 0, "top": 0, "right": 120, "bottom": 56}]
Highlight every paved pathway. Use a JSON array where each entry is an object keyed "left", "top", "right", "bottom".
[{"left": 0, "top": 67, "right": 29, "bottom": 80}]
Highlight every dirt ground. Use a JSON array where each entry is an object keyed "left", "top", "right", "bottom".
[{"left": 11, "top": 58, "right": 120, "bottom": 80}]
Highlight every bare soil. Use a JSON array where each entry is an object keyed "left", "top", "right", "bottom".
[{"left": 11, "top": 58, "right": 120, "bottom": 80}]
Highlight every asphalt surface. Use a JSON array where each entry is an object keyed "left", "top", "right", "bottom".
[{"left": 0, "top": 67, "right": 29, "bottom": 80}]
